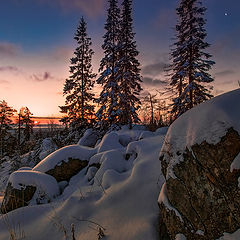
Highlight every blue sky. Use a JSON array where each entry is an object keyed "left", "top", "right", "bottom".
[{"left": 0, "top": 0, "right": 239, "bottom": 116}]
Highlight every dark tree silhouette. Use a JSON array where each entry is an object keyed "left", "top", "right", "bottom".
[
  {"left": 169, "top": 0, "right": 215, "bottom": 119},
  {"left": 60, "top": 17, "right": 96, "bottom": 128}
]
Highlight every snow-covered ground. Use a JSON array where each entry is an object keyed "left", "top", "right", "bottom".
[
  {"left": 0, "top": 138, "right": 58, "bottom": 193},
  {"left": 1, "top": 90, "right": 240, "bottom": 240},
  {"left": 0, "top": 126, "right": 166, "bottom": 240}
]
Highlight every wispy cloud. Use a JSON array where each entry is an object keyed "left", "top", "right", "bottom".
[
  {"left": 215, "top": 70, "right": 235, "bottom": 77},
  {"left": 61, "top": 0, "right": 105, "bottom": 18},
  {"left": 31, "top": 72, "right": 54, "bottom": 82},
  {"left": 0, "top": 42, "right": 20, "bottom": 57},
  {"left": 143, "top": 77, "right": 167, "bottom": 86},
  {"left": 51, "top": 46, "right": 73, "bottom": 61},
  {"left": 0, "top": 79, "right": 10, "bottom": 85},
  {"left": 37, "top": 0, "right": 105, "bottom": 18},
  {"left": 0, "top": 66, "right": 20, "bottom": 72},
  {"left": 142, "top": 62, "right": 167, "bottom": 77}
]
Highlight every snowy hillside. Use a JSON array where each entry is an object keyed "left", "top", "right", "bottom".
[{"left": 0, "top": 126, "right": 166, "bottom": 240}]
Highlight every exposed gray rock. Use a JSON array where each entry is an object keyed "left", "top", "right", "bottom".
[{"left": 159, "top": 128, "right": 240, "bottom": 239}]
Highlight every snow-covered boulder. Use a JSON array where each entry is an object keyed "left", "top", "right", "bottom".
[
  {"left": 159, "top": 89, "right": 240, "bottom": 240},
  {"left": 97, "top": 132, "right": 123, "bottom": 153},
  {"left": 1, "top": 170, "right": 59, "bottom": 213},
  {"left": 77, "top": 129, "right": 101, "bottom": 147},
  {"left": 33, "top": 145, "right": 96, "bottom": 182}
]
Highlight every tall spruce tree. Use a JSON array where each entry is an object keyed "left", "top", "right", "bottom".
[
  {"left": 118, "top": 0, "right": 142, "bottom": 126},
  {"left": 60, "top": 17, "right": 96, "bottom": 128},
  {"left": 96, "top": 0, "right": 121, "bottom": 126},
  {"left": 169, "top": 0, "right": 215, "bottom": 119}
]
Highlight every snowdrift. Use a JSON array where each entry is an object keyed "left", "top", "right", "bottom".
[{"left": 0, "top": 126, "right": 166, "bottom": 240}]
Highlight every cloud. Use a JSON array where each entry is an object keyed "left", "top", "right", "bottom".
[
  {"left": 31, "top": 72, "right": 54, "bottom": 82},
  {"left": 215, "top": 70, "right": 235, "bottom": 77},
  {"left": 0, "top": 66, "right": 19, "bottom": 72},
  {"left": 52, "top": 47, "right": 73, "bottom": 61},
  {"left": 142, "top": 62, "right": 167, "bottom": 76},
  {"left": 0, "top": 42, "right": 20, "bottom": 57},
  {"left": 36, "top": 0, "right": 105, "bottom": 18},
  {"left": 0, "top": 79, "right": 10, "bottom": 85},
  {"left": 143, "top": 77, "right": 167, "bottom": 86},
  {"left": 61, "top": 0, "right": 105, "bottom": 18}
]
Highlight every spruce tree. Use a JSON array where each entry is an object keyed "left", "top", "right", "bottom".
[
  {"left": 169, "top": 0, "right": 215, "bottom": 119},
  {"left": 20, "top": 107, "right": 34, "bottom": 141},
  {"left": 0, "top": 100, "right": 16, "bottom": 157},
  {"left": 60, "top": 17, "right": 96, "bottom": 128},
  {"left": 96, "top": 0, "right": 121, "bottom": 126},
  {"left": 118, "top": 0, "right": 142, "bottom": 126}
]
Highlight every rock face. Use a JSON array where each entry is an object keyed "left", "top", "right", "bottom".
[
  {"left": 159, "top": 127, "right": 240, "bottom": 240},
  {"left": 1, "top": 183, "right": 36, "bottom": 214},
  {"left": 46, "top": 157, "right": 88, "bottom": 182}
]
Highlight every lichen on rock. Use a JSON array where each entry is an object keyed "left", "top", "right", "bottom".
[{"left": 159, "top": 127, "right": 240, "bottom": 240}]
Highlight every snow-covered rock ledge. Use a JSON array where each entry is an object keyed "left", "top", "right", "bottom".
[{"left": 159, "top": 89, "right": 240, "bottom": 240}]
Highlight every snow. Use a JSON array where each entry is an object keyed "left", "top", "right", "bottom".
[
  {"left": 38, "top": 138, "right": 58, "bottom": 160},
  {"left": 161, "top": 89, "right": 240, "bottom": 179},
  {"left": 230, "top": 152, "right": 240, "bottom": 172},
  {"left": 175, "top": 233, "right": 187, "bottom": 240},
  {"left": 8, "top": 170, "right": 59, "bottom": 204},
  {"left": 158, "top": 182, "right": 183, "bottom": 222},
  {"left": 96, "top": 132, "right": 123, "bottom": 153},
  {"left": 217, "top": 229, "right": 240, "bottom": 240},
  {"left": 0, "top": 138, "right": 58, "bottom": 193},
  {"left": 77, "top": 128, "right": 99, "bottom": 147},
  {"left": 0, "top": 127, "right": 166, "bottom": 240},
  {"left": 33, "top": 145, "right": 96, "bottom": 173},
  {"left": 0, "top": 159, "right": 12, "bottom": 193}
]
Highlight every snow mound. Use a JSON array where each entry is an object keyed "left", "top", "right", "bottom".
[
  {"left": 0, "top": 126, "right": 166, "bottom": 240},
  {"left": 161, "top": 89, "right": 240, "bottom": 178},
  {"left": 9, "top": 170, "right": 59, "bottom": 204},
  {"left": 97, "top": 132, "right": 123, "bottom": 153},
  {"left": 33, "top": 145, "right": 96, "bottom": 173},
  {"left": 77, "top": 128, "right": 100, "bottom": 147}
]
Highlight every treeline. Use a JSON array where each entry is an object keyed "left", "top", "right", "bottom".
[
  {"left": 0, "top": 101, "right": 63, "bottom": 159},
  {"left": 60, "top": 0, "right": 214, "bottom": 130}
]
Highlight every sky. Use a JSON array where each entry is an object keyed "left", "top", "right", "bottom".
[{"left": 0, "top": 0, "right": 239, "bottom": 116}]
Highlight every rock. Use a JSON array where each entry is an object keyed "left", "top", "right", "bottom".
[
  {"left": 1, "top": 183, "right": 36, "bottom": 214},
  {"left": 33, "top": 145, "right": 96, "bottom": 182},
  {"left": 159, "top": 127, "right": 240, "bottom": 240},
  {"left": 46, "top": 158, "right": 88, "bottom": 182},
  {"left": 1, "top": 170, "right": 60, "bottom": 213}
]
